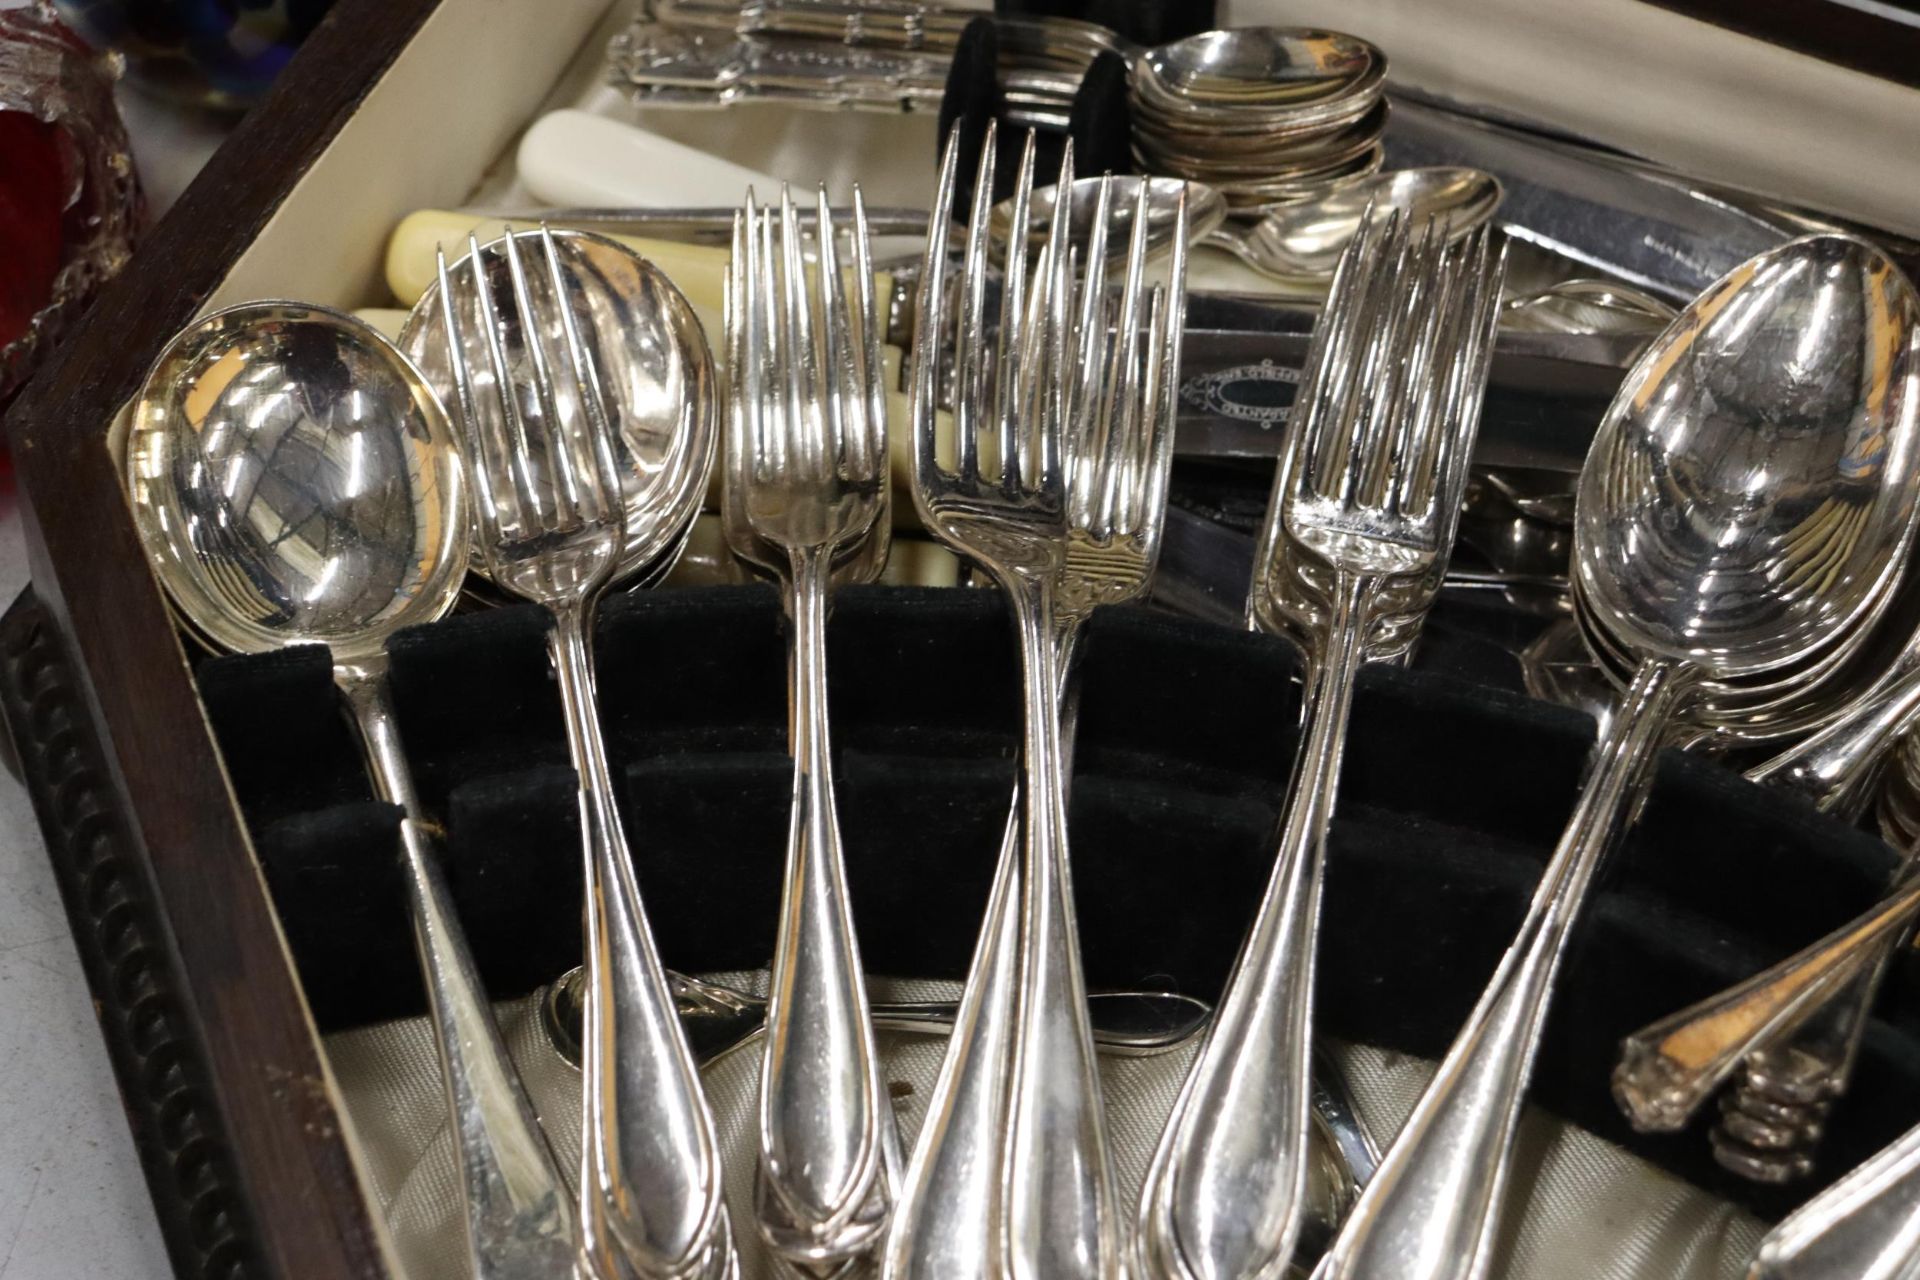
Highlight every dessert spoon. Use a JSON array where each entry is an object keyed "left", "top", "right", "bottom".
[
  {"left": 124, "top": 303, "right": 582, "bottom": 1280},
  {"left": 1317, "top": 233, "right": 1920, "bottom": 1280}
]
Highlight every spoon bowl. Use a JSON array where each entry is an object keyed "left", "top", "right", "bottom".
[
  {"left": 1576, "top": 234, "right": 1920, "bottom": 677},
  {"left": 1210, "top": 167, "right": 1501, "bottom": 282},
  {"left": 400, "top": 227, "right": 717, "bottom": 584},
  {"left": 992, "top": 175, "right": 1226, "bottom": 265},
  {"left": 1138, "top": 28, "right": 1383, "bottom": 118},
  {"left": 126, "top": 301, "right": 467, "bottom": 662}
]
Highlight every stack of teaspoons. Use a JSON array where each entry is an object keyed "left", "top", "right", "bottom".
[{"left": 120, "top": 107, "right": 1920, "bottom": 1280}]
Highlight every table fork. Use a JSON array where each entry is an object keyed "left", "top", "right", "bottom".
[
  {"left": 436, "top": 228, "right": 736, "bottom": 1280},
  {"left": 1135, "top": 213, "right": 1503, "bottom": 1280},
  {"left": 723, "top": 185, "right": 896, "bottom": 1267},
  {"left": 883, "top": 122, "right": 1188, "bottom": 1280}
]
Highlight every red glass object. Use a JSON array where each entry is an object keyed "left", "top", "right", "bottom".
[
  {"left": 0, "top": 3, "right": 142, "bottom": 408},
  {"left": 0, "top": 111, "right": 68, "bottom": 352}
]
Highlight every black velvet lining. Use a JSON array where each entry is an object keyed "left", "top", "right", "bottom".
[
  {"left": 938, "top": 15, "right": 1144, "bottom": 195},
  {"left": 196, "top": 585, "right": 1920, "bottom": 1221}
]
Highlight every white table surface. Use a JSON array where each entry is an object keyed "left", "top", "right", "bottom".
[{"left": 0, "top": 83, "right": 230, "bottom": 1280}]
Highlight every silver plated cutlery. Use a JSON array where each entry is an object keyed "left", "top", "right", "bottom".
[
  {"left": 1318, "top": 233, "right": 1920, "bottom": 1280},
  {"left": 1137, "top": 211, "right": 1503, "bottom": 1280},
  {"left": 432, "top": 227, "right": 736, "bottom": 1280},
  {"left": 724, "top": 185, "right": 896, "bottom": 1270},
  {"left": 125, "top": 303, "right": 583, "bottom": 1280},
  {"left": 884, "top": 122, "right": 1188, "bottom": 1280}
]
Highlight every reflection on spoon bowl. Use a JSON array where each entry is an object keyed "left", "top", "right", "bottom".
[
  {"left": 398, "top": 227, "right": 717, "bottom": 586},
  {"left": 125, "top": 302, "right": 467, "bottom": 661},
  {"left": 990, "top": 175, "right": 1226, "bottom": 266},
  {"left": 1208, "top": 166, "right": 1501, "bottom": 283}
]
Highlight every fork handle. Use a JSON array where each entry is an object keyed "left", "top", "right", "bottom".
[
  {"left": 1613, "top": 869, "right": 1920, "bottom": 1133},
  {"left": 336, "top": 661, "right": 584, "bottom": 1280},
  {"left": 1316, "top": 657, "right": 1686, "bottom": 1280},
  {"left": 1138, "top": 568, "right": 1375, "bottom": 1280},
  {"left": 757, "top": 546, "right": 893, "bottom": 1255},
  {"left": 882, "top": 794, "right": 1024, "bottom": 1280},
  {"left": 1003, "top": 583, "right": 1124, "bottom": 1280},
  {"left": 549, "top": 601, "right": 728, "bottom": 1277}
]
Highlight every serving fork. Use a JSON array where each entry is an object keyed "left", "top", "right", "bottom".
[
  {"left": 723, "top": 185, "right": 897, "bottom": 1268},
  {"left": 436, "top": 228, "right": 736, "bottom": 1280},
  {"left": 1135, "top": 213, "right": 1504, "bottom": 1280},
  {"left": 883, "top": 122, "right": 1188, "bottom": 1280}
]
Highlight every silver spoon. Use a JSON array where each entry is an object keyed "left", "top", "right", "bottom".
[
  {"left": 538, "top": 968, "right": 1214, "bottom": 1066},
  {"left": 1318, "top": 233, "right": 1920, "bottom": 1280},
  {"left": 1204, "top": 167, "right": 1500, "bottom": 283},
  {"left": 399, "top": 227, "right": 717, "bottom": 589},
  {"left": 123, "top": 303, "right": 581, "bottom": 1280},
  {"left": 1502, "top": 277, "right": 1677, "bottom": 335},
  {"left": 992, "top": 176, "right": 1227, "bottom": 266}
]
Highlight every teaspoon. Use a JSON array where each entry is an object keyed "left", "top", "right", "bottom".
[
  {"left": 1317, "top": 234, "right": 1920, "bottom": 1280},
  {"left": 123, "top": 303, "right": 582, "bottom": 1280}
]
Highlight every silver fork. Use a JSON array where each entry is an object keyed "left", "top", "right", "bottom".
[
  {"left": 883, "top": 123, "right": 1188, "bottom": 1280},
  {"left": 436, "top": 228, "right": 736, "bottom": 1280},
  {"left": 723, "top": 185, "right": 896, "bottom": 1267},
  {"left": 1136, "top": 213, "right": 1504, "bottom": 1280}
]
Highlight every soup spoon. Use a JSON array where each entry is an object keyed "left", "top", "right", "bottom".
[
  {"left": 1316, "top": 234, "right": 1920, "bottom": 1280},
  {"left": 123, "top": 303, "right": 582, "bottom": 1279}
]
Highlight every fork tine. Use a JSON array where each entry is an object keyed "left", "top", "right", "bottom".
[
  {"left": 1356, "top": 214, "right": 1443, "bottom": 508},
  {"left": 757, "top": 192, "right": 788, "bottom": 486},
  {"left": 1110, "top": 284, "right": 1158, "bottom": 539},
  {"left": 911, "top": 124, "right": 963, "bottom": 491},
  {"left": 1071, "top": 173, "right": 1114, "bottom": 445},
  {"left": 1382, "top": 222, "right": 1463, "bottom": 520},
  {"left": 469, "top": 232, "right": 548, "bottom": 533},
  {"left": 1020, "top": 137, "right": 1074, "bottom": 495},
  {"left": 1142, "top": 184, "right": 1191, "bottom": 541},
  {"left": 1336, "top": 211, "right": 1417, "bottom": 504},
  {"left": 1092, "top": 172, "right": 1152, "bottom": 535},
  {"left": 1424, "top": 229, "right": 1506, "bottom": 518},
  {"left": 1290, "top": 205, "right": 1378, "bottom": 499},
  {"left": 813, "top": 184, "right": 858, "bottom": 482},
  {"left": 727, "top": 203, "right": 753, "bottom": 503},
  {"left": 502, "top": 228, "right": 584, "bottom": 525},
  {"left": 849, "top": 185, "right": 886, "bottom": 484},
  {"left": 541, "top": 226, "right": 623, "bottom": 523},
  {"left": 780, "top": 185, "right": 826, "bottom": 484},
  {"left": 737, "top": 191, "right": 771, "bottom": 486},
  {"left": 437, "top": 245, "right": 506, "bottom": 550},
  {"left": 955, "top": 122, "right": 999, "bottom": 483},
  {"left": 1326, "top": 211, "right": 1412, "bottom": 504},
  {"left": 1139, "top": 284, "right": 1178, "bottom": 547},
  {"left": 993, "top": 130, "right": 1038, "bottom": 487}
]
